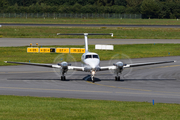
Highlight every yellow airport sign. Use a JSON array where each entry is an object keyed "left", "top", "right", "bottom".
[
  {"left": 27, "top": 47, "right": 39, "bottom": 53},
  {"left": 56, "top": 48, "right": 69, "bottom": 53},
  {"left": 40, "top": 48, "right": 50, "bottom": 53},
  {"left": 70, "top": 48, "right": 85, "bottom": 53}
]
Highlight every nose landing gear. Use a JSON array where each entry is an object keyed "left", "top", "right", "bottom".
[{"left": 91, "top": 70, "right": 96, "bottom": 83}]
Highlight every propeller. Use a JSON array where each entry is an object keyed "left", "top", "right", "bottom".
[
  {"left": 108, "top": 53, "right": 133, "bottom": 78},
  {"left": 53, "top": 54, "right": 77, "bottom": 78}
]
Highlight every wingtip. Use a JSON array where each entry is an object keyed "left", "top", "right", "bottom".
[
  {"left": 4, "top": 61, "right": 7, "bottom": 63},
  {"left": 57, "top": 33, "right": 60, "bottom": 35},
  {"left": 174, "top": 61, "right": 176, "bottom": 62}
]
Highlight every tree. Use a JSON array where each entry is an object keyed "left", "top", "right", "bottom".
[
  {"left": 112, "top": 5, "right": 125, "bottom": 13},
  {"left": 126, "top": 0, "right": 143, "bottom": 7},
  {"left": 141, "top": 0, "right": 161, "bottom": 18},
  {"left": 0, "top": 0, "right": 9, "bottom": 8},
  {"left": 72, "top": 3, "right": 82, "bottom": 13},
  {"left": 114, "top": 0, "right": 127, "bottom": 6},
  {"left": 96, "top": 0, "right": 114, "bottom": 6}
]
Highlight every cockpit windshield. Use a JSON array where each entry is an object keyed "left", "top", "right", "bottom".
[
  {"left": 85, "top": 55, "right": 92, "bottom": 59},
  {"left": 93, "top": 55, "right": 99, "bottom": 58},
  {"left": 85, "top": 55, "right": 99, "bottom": 59}
]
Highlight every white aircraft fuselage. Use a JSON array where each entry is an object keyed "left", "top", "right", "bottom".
[{"left": 81, "top": 52, "right": 100, "bottom": 72}]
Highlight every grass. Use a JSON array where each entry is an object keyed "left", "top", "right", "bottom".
[
  {"left": 1, "top": 44, "right": 180, "bottom": 66},
  {"left": 1, "top": 26, "right": 180, "bottom": 39},
  {"left": 1, "top": 18, "right": 180, "bottom": 25},
  {"left": 0, "top": 95, "right": 179, "bottom": 120}
]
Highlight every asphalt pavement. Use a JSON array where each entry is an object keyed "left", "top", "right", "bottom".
[
  {"left": 1, "top": 38, "right": 180, "bottom": 47},
  {"left": 0, "top": 56, "right": 179, "bottom": 103}
]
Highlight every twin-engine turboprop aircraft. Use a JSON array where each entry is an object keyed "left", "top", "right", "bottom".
[{"left": 5, "top": 33, "right": 175, "bottom": 83}]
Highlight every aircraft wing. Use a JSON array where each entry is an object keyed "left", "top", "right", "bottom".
[
  {"left": 99, "top": 66, "right": 116, "bottom": 71},
  {"left": 68, "top": 66, "right": 84, "bottom": 71},
  {"left": 4, "top": 61, "right": 61, "bottom": 68},
  {"left": 4, "top": 61, "right": 84, "bottom": 70},
  {"left": 123, "top": 60, "right": 175, "bottom": 68},
  {"left": 99, "top": 60, "right": 175, "bottom": 70}
]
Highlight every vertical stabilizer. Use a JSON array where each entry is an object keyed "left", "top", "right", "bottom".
[{"left": 84, "top": 33, "right": 89, "bottom": 52}]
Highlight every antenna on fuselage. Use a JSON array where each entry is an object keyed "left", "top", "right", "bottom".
[{"left": 57, "top": 33, "right": 113, "bottom": 52}]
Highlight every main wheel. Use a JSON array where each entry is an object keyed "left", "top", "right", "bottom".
[
  {"left": 115, "top": 76, "right": 117, "bottom": 81},
  {"left": 61, "top": 76, "right": 64, "bottom": 81},
  {"left": 118, "top": 76, "right": 120, "bottom": 81},
  {"left": 63, "top": 76, "right": 66, "bottom": 80}
]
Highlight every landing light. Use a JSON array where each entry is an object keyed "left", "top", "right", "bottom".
[{"left": 92, "top": 71, "right": 95, "bottom": 75}]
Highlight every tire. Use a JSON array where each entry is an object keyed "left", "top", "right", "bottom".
[
  {"left": 118, "top": 76, "right": 120, "bottom": 81},
  {"left": 61, "top": 76, "right": 64, "bottom": 81},
  {"left": 115, "top": 76, "right": 117, "bottom": 81}
]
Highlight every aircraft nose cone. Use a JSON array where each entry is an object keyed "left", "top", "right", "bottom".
[
  {"left": 85, "top": 59, "right": 100, "bottom": 70},
  {"left": 89, "top": 62, "right": 99, "bottom": 70}
]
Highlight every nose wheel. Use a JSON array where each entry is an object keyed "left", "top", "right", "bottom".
[
  {"left": 91, "top": 76, "right": 95, "bottom": 83},
  {"left": 91, "top": 71, "right": 96, "bottom": 83}
]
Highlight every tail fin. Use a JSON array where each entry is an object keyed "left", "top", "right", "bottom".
[{"left": 57, "top": 33, "right": 113, "bottom": 53}]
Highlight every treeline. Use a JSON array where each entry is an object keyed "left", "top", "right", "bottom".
[{"left": 1, "top": 0, "right": 180, "bottom": 19}]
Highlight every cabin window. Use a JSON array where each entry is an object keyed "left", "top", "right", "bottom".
[
  {"left": 93, "top": 55, "right": 99, "bottom": 58},
  {"left": 85, "top": 55, "right": 92, "bottom": 59}
]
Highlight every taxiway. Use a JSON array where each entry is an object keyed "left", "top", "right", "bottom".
[{"left": 0, "top": 56, "right": 179, "bottom": 103}]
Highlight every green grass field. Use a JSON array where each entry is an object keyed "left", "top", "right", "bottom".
[
  {"left": 1, "top": 26, "right": 180, "bottom": 39},
  {"left": 1, "top": 18, "right": 180, "bottom": 25},
  {"left": 0, "top": 95, "right": 179, "bottom": 120},
  {"left": 1, "top": 44, "right": 180, "bottom": 66}
]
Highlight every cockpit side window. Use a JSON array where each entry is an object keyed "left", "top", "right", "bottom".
[
  {"left": 85, "top": 55, "right": 92, "bottom": 59},
  {"left": 93, "top": 55, "right": 99, "bottom": 59}
]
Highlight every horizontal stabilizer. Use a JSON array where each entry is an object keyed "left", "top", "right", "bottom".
[{"left": 57, "top": 33, "right": 113, "bottom": 37}]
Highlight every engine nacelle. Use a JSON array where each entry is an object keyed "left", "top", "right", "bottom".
[
  {"left": 113, "top": 62, "right": 123, "bottom": 68},
  {"left": 58, "top": 62, "right": 69, "bottom": 70},
  {"left": 113, "top": 61, "right": 124, "bottom": 73}
]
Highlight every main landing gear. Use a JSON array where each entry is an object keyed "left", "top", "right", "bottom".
[
  {"left": 115, "top": 76, "right": 120, "bottom": 81},
  {"left": 61, "top": 76, "right": 66, "bottom": 81},
  {"left": 60, "top": 71, "right": 66, "bottom": 81}
]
